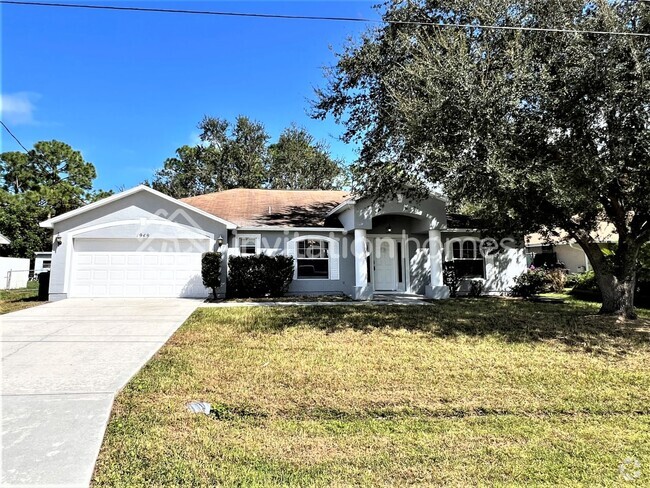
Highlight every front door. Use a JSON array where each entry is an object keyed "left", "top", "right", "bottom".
[{"left": 374, "top": 239, "right": 397, "bottom": 291}]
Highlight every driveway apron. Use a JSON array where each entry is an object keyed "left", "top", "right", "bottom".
[{"left": 1, "top": 298, "right": 199, "bottom": 487}]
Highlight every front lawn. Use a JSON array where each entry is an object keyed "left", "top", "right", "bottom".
[
  {"left": 0, "top": 281, "right": 42, "bottom": 314},
  {"left": 92, "top": 299, "right": 650, "bottom": 486}
]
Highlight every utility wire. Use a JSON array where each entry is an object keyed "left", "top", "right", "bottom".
[
  {"left": 0, "top": 120, "right": 30, "bottom": 152},
  {"left": 1, "top": 0, "right": 650, "bottom": 38}
]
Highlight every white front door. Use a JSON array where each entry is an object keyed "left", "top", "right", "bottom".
[{"left": 374, "top": 240, "right": 397, "bottom": 291}]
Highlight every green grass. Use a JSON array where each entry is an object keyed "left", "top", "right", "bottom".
[
  {"left": 92, "top": 299, "right": 650, "bottom": 486},
  {"left": 0, "top": 281, "right": 42, "bottom": 314}
]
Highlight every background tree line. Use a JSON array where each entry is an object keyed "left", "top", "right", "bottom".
[
  {"left": 147, "top": 116, "right": 349, "bottom": 199},
  {"left": 0, "top": 140, "right": 111, "bottom": 259}
]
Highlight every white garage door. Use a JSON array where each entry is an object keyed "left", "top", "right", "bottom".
[{"left": 69, "top": 239, "right": 209, "bottom": 298}]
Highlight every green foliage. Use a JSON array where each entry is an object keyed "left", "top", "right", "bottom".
[
  {"left": 511, "top": 268, "right": 549, "bottom": 298},
  {"left": 512, "top": 267, "right": 567, "bottom": 297},
  {"left": 468, "top": 279, "right": 485, "bottom": 298},
  {"left": 0, "top": 140, "right": 107, "bottom": 258},
  {"left": 545, "top": 269, "right": 567, "bottom": 293},
  {"left": 443, "top": 261, "right": 461, "bottom": 298},
  {"left": 228, "top": 254, "right": 294, "bottom": 298},
  {"left": 314, "top": 0, "right": 650, "bottom": 316},
  {"left": 201, "top": 252, "right": 222, "bottom": 298},
  {"left": 149, "top": 145, "right": 214, "bottom": 199},
  {"left": 150, "top": 117, "right": 348, "bottom": 197},
  {"left": 267, "top": 124, "right": 349, "bottom": 190},
  {"left": 571, "top": 271, "right": 598, "bottom": 292},
  {"left": 149, "top": 116, "right": 269, "bottom": 197}
]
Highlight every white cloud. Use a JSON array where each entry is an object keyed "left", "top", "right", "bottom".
[{"left": 0, "top": 92, "right": 41, "bottom": 125}]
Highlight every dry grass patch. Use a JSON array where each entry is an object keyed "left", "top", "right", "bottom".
[
  {"left": 93, "top": 300, "right": 650, "bottom": 486},
  {"left": 0, "top": 282, "right": 42, "bottom": 314}
]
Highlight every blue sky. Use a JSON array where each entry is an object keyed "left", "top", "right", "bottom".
[{"left": 1, "top": 1, "right": 377, "bottom": 191}]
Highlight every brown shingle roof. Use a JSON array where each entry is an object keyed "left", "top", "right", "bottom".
[{"left": 181, "top": 189, "right": 350, "bottom": 228}]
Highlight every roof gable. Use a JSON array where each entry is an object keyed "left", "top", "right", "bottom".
[{"left": 40, "top": 185, "right": 237, "bottom": 229}]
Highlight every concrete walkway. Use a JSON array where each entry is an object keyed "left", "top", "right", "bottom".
[
  {"left": 200, "top": 294, "right": 433, "bottom": 308},
  {"left": 1, "top": 298, "right": 200, "bottom": 487}
]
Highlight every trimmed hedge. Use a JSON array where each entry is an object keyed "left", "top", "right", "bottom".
[
  {"left": 201, "top": 252, "right": 222, "bottom": 299},
  {"left": 228, "top": 254, "right": 294, "bottom": 298}
]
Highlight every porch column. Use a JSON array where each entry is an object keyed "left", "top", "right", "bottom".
[
  {"left": 426, "top": 229, "right": 450, "bottom": 299},
  {"left": 353, "top": 228, "right": 372, "bottom": 300}
]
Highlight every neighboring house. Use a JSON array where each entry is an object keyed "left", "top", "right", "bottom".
[
  {"left": 0, "top": 233, "right": 30, "bottom": 289},
  {"left": 526, "top": 223, "right": 618, "bottom": 274},
  {"left": 40, "top": 185, "right": 527, "bottom": 300},
  {"left": 34, "top": 251, "right": 53, "bottom": 275}
]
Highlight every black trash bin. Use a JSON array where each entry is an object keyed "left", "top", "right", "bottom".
[{"left": 38, "top": 271, "right": 50, "bottom": 301}]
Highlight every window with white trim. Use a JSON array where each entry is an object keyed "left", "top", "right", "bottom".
[
  {"left": 449, "top": 239, "right": 484, "bottom": 278},
  {"left": 287, "top": 236, "right": 340, "bottom": 281},
  {"left": 237, "top": 235, "right": 260, "bottom": 255},
  {"left": 297, "top": 239, "right": 329, "bottom": 279}
]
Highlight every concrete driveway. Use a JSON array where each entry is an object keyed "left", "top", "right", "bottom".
[{"left": 1, "top": 298, "right": 199, "bottom": 487}]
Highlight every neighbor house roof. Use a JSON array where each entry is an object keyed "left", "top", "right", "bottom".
[
  {"left": 0, "top": 233, "right": 10, "bottom": 245},
  {"left": 526, "top": 222, "right": 618, "bottom": 246},
  {"left": 182, "top": 189, "right": 350, "bottom": 228}
]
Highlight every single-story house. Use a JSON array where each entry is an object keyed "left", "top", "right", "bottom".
[
  {"left": 40, "top": 185, "right": 527, "bottom": 300},
  {"left": 526, "top": 223, "right": 618, "bottom": 274}
]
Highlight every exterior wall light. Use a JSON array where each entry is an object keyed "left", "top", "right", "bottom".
[
  {"left": 55, "top": 235, "right": 63, "bottom": 245},
  {"left": 217, "top": 235, "right": 224, "bottom": 246}
]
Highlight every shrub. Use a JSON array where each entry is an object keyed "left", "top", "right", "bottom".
[
  {"left": 443, "top": 261, "right": 461, "bottom": 298},
  {"left": 201, "top": 252, "right": 222, "bottom": 299},
  {"left": 545, "top": 268, "right": 567, "bottom": 293},
  {"left": 228, "top": 254, "right": 294, "bottom": 298},
  {"left": 468, "top": 279, "right": 485, "bottom": 297},
  {"left": 571, "top": 271, "right": 598, "bottom": 292},
  {"left": 565, "top": 273, "right": 581, "bottom": 288},
  {"left": 510, "top": 267, "right": 548, "bottom": 297}
]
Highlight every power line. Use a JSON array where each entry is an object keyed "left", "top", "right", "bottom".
[
  {"left": 2, "top": 0, "right": 650, "bottom": 38},
  {"left": 0, "top": 121, "right": 30, "bottom": 152}
]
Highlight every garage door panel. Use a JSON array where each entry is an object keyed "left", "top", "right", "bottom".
[
  {"left": 110, "top": 255, "right": 127, "bottom": 265},
  {"left": 70, "top": 239, "right": 209, "bottom": 298}
]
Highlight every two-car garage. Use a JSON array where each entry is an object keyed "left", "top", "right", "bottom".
[
  {"left": 69, "top": 239, "right": 209, "bottom": 298},
  {"left": 40, "top": 186, "right": 234, "bottom": 300}
]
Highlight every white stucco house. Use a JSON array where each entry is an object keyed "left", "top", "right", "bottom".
[
  {"left": 40, "top": 185, "right": 527, "bottom": 301},
  {"left": 526, "top": 223, "right": 618, "bottom": 274}
]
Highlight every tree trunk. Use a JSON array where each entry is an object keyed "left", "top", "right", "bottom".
[
  {"left": 596, "top": 272, "right": 637, "bottom": 320},
  {"left": 574, "top": 235, "right": 640, "bottom": 320}
]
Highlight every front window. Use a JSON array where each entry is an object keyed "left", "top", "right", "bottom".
[
  {"left": 449, "top": 239, "right": 484, "bottom": 278},
  {"left": 296, "top": 239, "right": 329, "bottom": 279},
  {"left": 238, "top": 236, "right": 259, "bottom": 255}
]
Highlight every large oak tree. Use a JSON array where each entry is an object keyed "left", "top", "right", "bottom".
[{"left": 314, "top": 0, "right": 650, "bottom": 318}]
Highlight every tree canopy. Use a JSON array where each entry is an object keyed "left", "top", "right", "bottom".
[
  {"left": 0, "top": 140, "right": 107, "bottom": 258},
  {"left": 313, "top": 0, "right": 650, "bottom": 318},
  {"left": 149, "top": 117, "right": 348, "bottom": 197},
  {"left": 267, "top": 125, "right": 348, "bottom": 190}
]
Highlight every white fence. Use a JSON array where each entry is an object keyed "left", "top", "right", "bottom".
[{"left": 0, "top": 257, "right": 30, "bottom": 289}]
